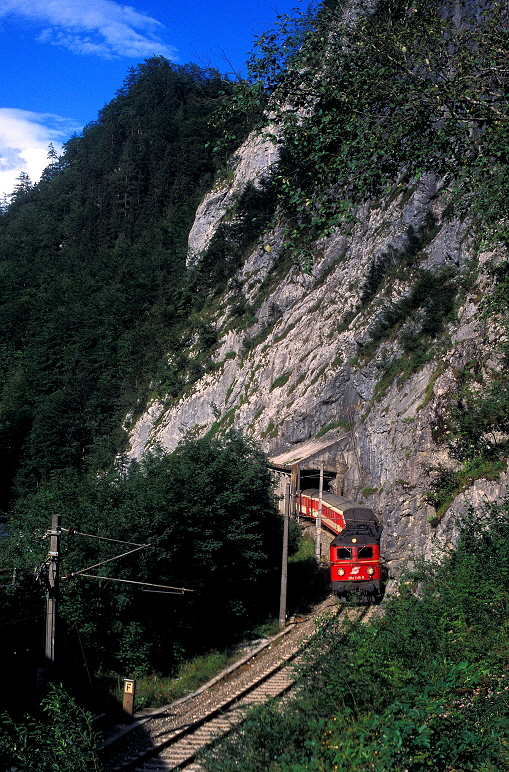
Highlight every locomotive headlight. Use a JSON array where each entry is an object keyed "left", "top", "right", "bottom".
[
  {"left": 366, "top": 567, "right": 375, "bottom": 575},
  {"left": 338, "top": 568, "right": 345, "bottom": 576}
]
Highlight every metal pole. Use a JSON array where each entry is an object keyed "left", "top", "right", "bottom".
[
  {"left": 315, "top": 463, "right": 323, "bottom": 562},
  {"left": 296, "top": 467, "right": 300, "bottom": 521},
  {"left": 45, "top": 514, "right": 61, "bottom": 670},
  {"left": 291, "top": 464, "right": 298, "bottom": 519},
  {"left": 279, "top": 483, "right": 290, "bottom": 630}
]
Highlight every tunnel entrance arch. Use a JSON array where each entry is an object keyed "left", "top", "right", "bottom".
[{"left": 268, "top": 435, "right": 350, "bottom": 519}]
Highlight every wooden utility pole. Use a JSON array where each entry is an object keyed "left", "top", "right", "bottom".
[
  {"left": 45, "top": 514, "right": 61, "bottom": 670},
  {"left": 279, "top": 483, "right": 290, "bottom": 630},
  {"left": 315, "top": 463, "right": 323, "bottom": 562}
]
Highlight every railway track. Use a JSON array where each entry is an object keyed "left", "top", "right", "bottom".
[{"left": 100, "top": 597, "right": 378, "bottom": 772}]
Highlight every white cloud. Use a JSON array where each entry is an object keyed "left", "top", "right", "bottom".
[
  {"left": 0, "top": 108, "right": 81, "bottom": 198},
  {"left": 0, "top": 0, "right": 177, "bottom": 59}
]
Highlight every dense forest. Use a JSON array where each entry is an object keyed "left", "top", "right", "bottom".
[
  {"left": 0, "top": 58, "right": 244, "bottom": 501},
  {"left": 2, "top": 0, "right": 509, "bottom": 768}
]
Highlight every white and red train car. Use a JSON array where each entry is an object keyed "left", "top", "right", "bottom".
[{"left": 300, "top": 489, "right": 383, "bottom": 601}]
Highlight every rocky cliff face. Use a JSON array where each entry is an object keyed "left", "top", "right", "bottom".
[{"left": 127, "top": 128, "right": 507, "bottom": 578}]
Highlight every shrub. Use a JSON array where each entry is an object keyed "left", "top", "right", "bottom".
[
  {"left": 0, "top": 685, "right": 100, "bottom": 772},
  {"left": 202, "top": 501, "right": 509, "bottom": 771}
]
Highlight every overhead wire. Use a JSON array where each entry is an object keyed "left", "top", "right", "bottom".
[
  {"left": 64, "top": 544, "right": 148, "bottom": 578},
  {"left": 0, "top": 613, "right": 45, "bottom": 627},
  {"left": 59, "top": 528, "right": 145, "bottom": 548},
  {"left": 53, "top": 524, "right": 196, "bottom": 594},
  {"left": 77, "top": 573, "right": 192, "bottom": 593}
]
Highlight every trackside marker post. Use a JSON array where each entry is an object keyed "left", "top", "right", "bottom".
[{"left": 123, "top": 679, "right": 136, "bottom": 720}]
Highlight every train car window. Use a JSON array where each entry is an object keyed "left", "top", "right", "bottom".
[
  {"left": 357, "top": 546, "right": 373, "bottom": 558},
  {"left": 335, "top": 547, "right": 352, "bottom": 559}
]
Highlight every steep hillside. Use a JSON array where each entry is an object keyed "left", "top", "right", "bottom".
[
  {"left": 0, "top": 58, "right": 244, "bottom": 502},
  {"left": 127, "top": 0, "right": 509, "bottom": 576},
  {"left": 0, "top": 0, "right": 507, "bottom": 581}
]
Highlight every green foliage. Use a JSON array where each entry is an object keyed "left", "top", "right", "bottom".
[
  {"left": 192, "top": 178, "right": 278, "bottom": 296},
  {"left": 444, "top": 252, "right": 509, "bottom": 469},
  {"left": 106, "top": 649, "right": 241, "bottom": 711},
  {"left": 358, "top": 267, "right": 459, "bottom": 400},
  {"left": 0, "top": 684, "right": 100, "bottom": 772},
  {"left": 422, "top": 463, "right": 463, "bottom": 516},
  {"left": 0, "top": 432, "right": 284, "bottom": 707},
  {"left": 449, "top": 344, "right": 509, "bottom": 463},
  {"left": 418, "top": 363, "right": 446, "bottom": 411},
  {"left": 423, "top": 459, "right": 506, "bottom": 519},
  {"left": 270, "top": 373, "right": 291, "bottom": 390},
  {"left": 202, "top": 502, "right": 509, "bottom": 771},
  {"left": 362, "top": 214, "right": 438, "bottom": 297},
  {"left": 359, "top": 222, "right": 435, "bottom": 307},
  {"left": 0, "top": 58, "right": 236, "bottom": 503},
  {"left": 315, "top": 419, "right": 353, "bottom": 438},
  {"left": 213, "top": 0, "right": 509, "bottom": 269},
  {"left": 368, "top": 268, "right": 458, "bottom": 355}
]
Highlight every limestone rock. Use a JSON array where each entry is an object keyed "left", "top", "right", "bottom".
[{"left": 187, "top": 130, "right": 279, "bottom": 266}]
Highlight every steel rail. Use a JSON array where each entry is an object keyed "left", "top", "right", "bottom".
[{"left": 99, "top": 597, "right": 375, "bottom": 772}]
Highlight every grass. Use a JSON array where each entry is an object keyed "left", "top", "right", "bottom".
[
  {"left": 224, "top": 379, "right": 237, "bottom": 403},
  {"left": 423, "top": 458, "right": 507, "bottom": 520},
  {"left": 273, "top": 320, "right": 298, "bottom": 343},
  {"left": 315, "top": 419, "right": 353, "bottom": 439},
  {"left": 373, "top": 344, "right": 438, "bottom": 403},
  {"left": 417, "top": 362, "right": 447, "bottom": 411},
  {"left": 270, "top": 373, "right": 291, "bottom": 390},
  {"left": 352, "top": 266, "right": 460, "bottom": 406},
  {"left": 330, "top": 353, "right": 344, "bottom": 368},
  {"left": 261, "top": 420, "right": 278, "bottom": 439},
  {"left": 336, "top": 309, "right": 358, "bottom": 334},
  {"left": 106, "top": 649, "right": 243, "bottom": 712},
  {"left": 287, "top": 373, "right": 306, "bottom": 395},
  {"left": 309, "top": 365, "right": 327, "bottom": 387},
  {"left": 204, "top": 406, "right": 237, "bottom": 438}
]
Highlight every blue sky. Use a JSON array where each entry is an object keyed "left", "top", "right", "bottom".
[{"left": 0, "top": 0, "right": 301, "bottom": 198}]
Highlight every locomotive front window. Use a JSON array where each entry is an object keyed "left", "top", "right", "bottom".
[
  {"left": 357, "top": 546, "right": 373, "bottom": 558},
  {"left": 335, "top": 547, "right": 352, "bottom": 559}
]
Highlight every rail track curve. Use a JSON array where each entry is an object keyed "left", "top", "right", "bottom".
[{"left": 99, "top": 597, "right": 378, "bottom": 772}]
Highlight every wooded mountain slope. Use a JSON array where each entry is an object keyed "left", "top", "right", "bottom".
[
  {"left": 0, "top": 57, "right": 251, "bottom": 506},
  {"left": 1, "top": 0, "right": 509, "bottom": 656}
]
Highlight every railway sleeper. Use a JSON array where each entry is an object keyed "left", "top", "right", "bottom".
[{"left": 112, "top": 654, "right": 300, "bottom": 771}]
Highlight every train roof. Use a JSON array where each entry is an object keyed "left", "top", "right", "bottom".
[
  {"left": 331, "top": 521, "right": 382, "bottom": 546},
  {"left": 301, "top": 489, "right": 377, "bottom": 522}
]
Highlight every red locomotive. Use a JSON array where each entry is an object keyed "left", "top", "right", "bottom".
[{"left": 300, "top": 489, "right": 383, "bottom": 601}]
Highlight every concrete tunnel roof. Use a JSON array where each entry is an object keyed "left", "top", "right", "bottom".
[{"left": 268, "top": 435, "right": 349, "bottom": 470}]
